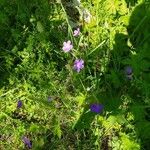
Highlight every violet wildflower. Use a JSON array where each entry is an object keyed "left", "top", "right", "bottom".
[
  {"left": 125, "top": 66, "right": 133, "bottom": 79},
  {"left": 90, "top": 103, "right": 103, "bottom": 113},
  {"left": 48, "top": 96, "right": 53, "bottom": 102},
  {"left": 73, "top": 59, "right": 84, "bottom": 72},
  {"left": 62, "top": 40, "right": 73, "bottom": 52},
  {"left": 17, "top": 100, "right": 23, "bottom": 108},
  {"left": 22, "top": 136, "right": 32, "bottom": 149},
  {"left": 73, "top": 28, "right": 80, "bottom": 37}
]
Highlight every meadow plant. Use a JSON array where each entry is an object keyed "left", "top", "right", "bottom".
[
  {"left": 90, "top": 104, "right": 103, "bottom": 113},
  {"left": 73, "top": 59, "right": 84, "bottom": 72},
  {"left": 0, "top": 0, "right": 150, "bottom": 149},
  {"left": 62, "top": 40, "right": 73, "bottom": 52},
  {"left": 125, "top": 66, "right": 133, "bottom": 79},
  {"left": 22, "top": 136, "right": 32, "bottom": 149},
  {"left": 17, "top": 100, "right": 23, "bottom": 108},
  {"left": 73, "top": 28, "right": 80, "bottom": 36}
]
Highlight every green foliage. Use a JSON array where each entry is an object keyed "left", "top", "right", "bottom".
[{"left": 0, "top": 0, "right": 150, "bottom": 149}]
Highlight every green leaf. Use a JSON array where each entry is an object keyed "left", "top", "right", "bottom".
[
  {"left": 76, "top": 93, "right": 86, "bottom": 106},
  {"left": 29, "top": 124, "right": 39, "bottom": 133},
  {"left": 52, "top": 116, "right": 62, "bottom": 139},
  {"left": 36, "top": 21, "right": 44, "bottom": 33}
]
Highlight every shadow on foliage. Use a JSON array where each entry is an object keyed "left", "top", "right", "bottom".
[
  {"left": 0, "top": 0, "right": 68, "bottom": 88},
  {"left": 102, "top": 2, "right": 150, "bottom": 149},
  {"left": 127, "top": 2, "right": 150, "bottom": 149},
  {"left": 125, "top": 0, "right": 138, "bottom": 7}
]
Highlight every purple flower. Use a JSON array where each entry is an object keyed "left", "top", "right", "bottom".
[
  {"left": 22, "top": 136, "right": 32, "bottom": 149},
  {"left": 125, "top": 66, "right": 132, "bottom": 75},
  {"left": 90, "top": 103, "right": 103, "bottom": 113},
  {"left": 73, "top": 28, "right": 80, "bottom": 36},
  {"left": 73, "top": 59, "right": 84, "bottom": 72},
  {"left": 62, "top": 40, "right": 73, "bottom": 52},
  {"left": 125, "top": 66, "right": 133, "bottom": 79},
  {"left": 17, "top": 100, "right": 23, "bottom": 108},
  {"left": 48, "top": 96, "right": 53, "bottom": 102}
]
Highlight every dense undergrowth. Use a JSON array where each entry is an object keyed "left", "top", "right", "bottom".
[{"left": 0, "top": 0, "right": 150, "bottom": 149}]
